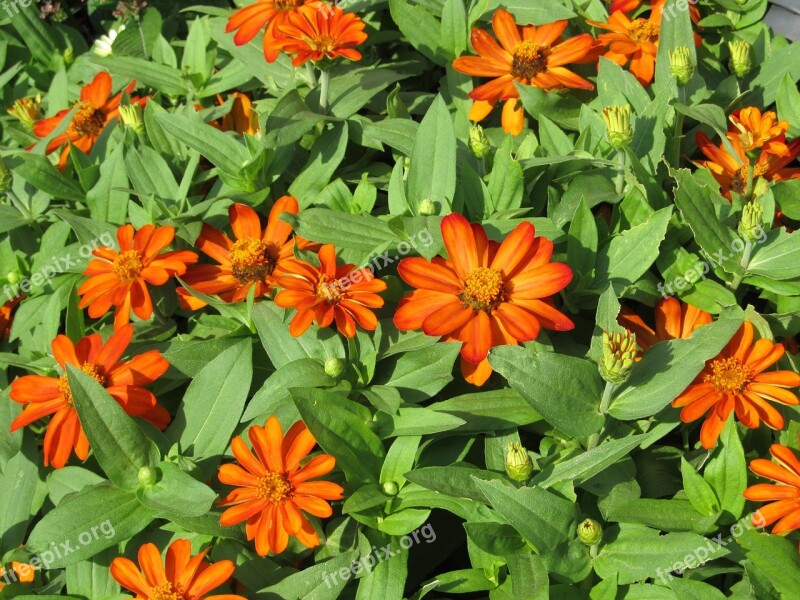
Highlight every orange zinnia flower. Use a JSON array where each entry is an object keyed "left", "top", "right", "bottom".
[
  {"left": 78, "top": 224, "right": 198, "bottom": 330},
  {"left": 110, "top": 538, "right": 246, "bottom": 600},
  {"left": 274, "top": 244, "right": 387, "bottom": 338},
  {"left": 452, "top": 9, "right": 598, "bottom": 136},
  {"left": 275, "top": 4, "right": 367, "bottom": 67},
  {"left": 220, "top": 92, "right": 260, "bottom": 136},
  {"left": 744, "top": 444, "right": 800, "bottom": 537},
  {"left": 695, "top": 132, "right": 800, "bottom": 200},
  {"left": 610, "top": 0, "right": 700, "bottom": 24},
  {"left": 618, "top": 297, "right": 712, "bottom": 352},
  {"left": 178, "top": 198, "right": 299, "bottom": 310},
  {"left": 588, "top": 7, "right": 662, "bottom": 85},
  {"left": 393, "top": 214, "right": 574, "bottom": 386},
  {"left": 32, "top": 72, "right": 145, "bottom": 170},
  {"left": 672, "top": 321, "right": 800, "bottom": 449},
  {"left": 218, "top": 416, "right": 344, "bottom": 556},
  {"left": 727, "top": 107, "right": 791, "bottom": 155},
  {"left": 9, "top": 325, "right": 170, "bottom": 469},
  {"left": 226, "top": 0, "right": 317, "bottom": 63},
  {"left": 0, "top": 296, "right": 22, "bottom": 338},
  {"left": 0, "top": 562, "right": 35, "bottom": 590}
]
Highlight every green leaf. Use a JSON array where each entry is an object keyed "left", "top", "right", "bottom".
[
  {"left": 136, "top": 461, "right": 216, "bottom": 517},
  {"left": 606, "top": 498, "right": 718, "bottom": 535},
  {"left": 356, "top": 531, "right": 408, "bottom": 600},
  {"left": 378, "top": 508, "right": 431, "bottom": 535},
  {"left": 372, "top": 342, "right": 460, "bottom": 403},
  {"left": 567, "top": 198, "right": 598, "bottom": 281},
  {"left": 670, "top": 577, "right": 729, "bottom": 600},
  {"left": 261, "top": 550, "right": 361, "bottom": 598},
  {"left": 680, "top": 457, "right": 720, "bottom": 517},
  {"left": 287, "top": 207, "right": 398, "bottom": 259},
  {"left": 93, "top": 55, "right": 188, "bottom": 95},
  {"left": 68, "top": 367, "right": 161, "bottom": 491},
  {"left": 388, "top": 0, "right": 448, "bottom": 65},
  {"left": 440, "top": 0, "right": 468, "bottom": 59},
  {"left": 776, "top": 73, "right": 800, "bottom": 137},
  {"left": 464, "top": 522, "right": 526, "bottom": 557},
  {"left": 704, "top": 416, "right": 746, "bottom": 523},
  {"left": 65, "top": 547, "right": 121, "bottom": 600},
  {"left": 487, "top": 138, "right": 524, "bottom": 213},
  {"left": 749, "top": 41, "right": 800, "bottom": 106},
  {"left": 495, "top": 0, "right": 575, "bottom": 24},
  {"left": 375, "top": 407, "right": 465, "bottom": 437},
  {"left": 489, "top": 346, "right": 604, "bottom": 438},
  {"left": 747, "top": 229, "right": 800, "bottom": 280},
  {"left": 506, "top": 551, "right": 549, "bottom": 599},
  {"left": 654, "top": 0, "right": 696, "bottom": 91},
  {"left": 6, "top": 153, "right": 86, "bottom": 202},
  {"left": 738, "top": 529, "right": 800, "bottom": 597},
  {"left": 426, "top": 389, "right": 541, "bottom": 433},
  {"left": 380, "top": 435, "right": 420, "bottom": 488},
  {"left": 86, "top": 144, "right": 129, "bottom": 225},
  {"left": 404, "top": 464, "right": 508, "bottom": 502},
  {"left": 0, "top": 434, "right": 42, "bottom": 550},
  {"left": 289, "top": 122, "right": 349, "bottom": 207},
  {"left": 293, "top": 388, "right": 385, "bottom": 484}
]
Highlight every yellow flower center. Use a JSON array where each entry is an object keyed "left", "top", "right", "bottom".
[
  {"left": 70, "top": 102, "right": 106, "bottom": 137},
  {"left": 257, "top": 472, "right": 293, "bottom": 503},
  {"left": 316, "top": 276, "right": 344, "bottom": 304},
  {"left": 511, "top": 40, "right": 549, "bottom": 80},
  {"left": 149, "top": 582, "right": 185, "bottom": 600},
  {"left": 274, "top": 0, "right": 304, "bottom": 10},
  {"left": 461, "top": 267, "right": 506, "bottom": 312},
  {"left": 113, "top": 250, "right": 144, "bottom": 283},
  {"left": 229, "top": 238, "right": 277, "bottom": 284},
  {"left": 627, "top": 18, "right": 659, "bottom": 43},
  {"left": 58, "top": 363, "right": 107, "bottom": 406},
  {"left": 310, "top": 34, "right": 337, "bottom": 53},
  {"left": 704, "top": 357, "right": 753, "bottom": 395},
  {"left": 731, "top": 163, "right": 768, "bottom": 195}
]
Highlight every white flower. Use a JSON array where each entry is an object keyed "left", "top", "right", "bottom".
[{"left": 93, "top": 25, "right": 125, "bottom": 57}]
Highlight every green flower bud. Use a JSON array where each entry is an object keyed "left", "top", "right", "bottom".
[
  {"left": 738, "top": 202, "right": 765, "bottom": 242},
  {"left": 382, "top": 481, "right": 399, "bottom": 496},
  {"left": 728, "top": 40, "right": 752, "bottom": 78},
  {"left": 599, "top": 330, "right": 640, "bottom": 384},
  {"left": 0, "top": 158, "right": 11, "bottom": 192},
  {"left": 602, "top": 105, "right": 633, "bottom": 149},
  {"left": 418, "top": 199, "right": 437, "bottom": 216},
  {"left": 669, "top": 46, "right": 694, "bottom": 86},
  {"left": 324, "top": 357, "right": 344, "bottom": 378},
  {"left": 119, "top": 103, "right": 145, "bottom": 135},
  {"left": 469, "top": 124, "right": 491, "bottom": 159},
  {"left": 137, "top": 466, "right": 159, "bottom": 487},
  {"left": 7, "top": 271, "right": 21, "bottom": 285},
  {"left": 577, "top": 518, "right": 603, "bottom": 546},
  {"left": 63, "top": 47, "right": 74, "bottom": 66},
  {"left": 505, "top": 442, "right": 533, "bottom": 482},
  {"left": 7, "top": 96, "right": 41, "bottom": 129}
]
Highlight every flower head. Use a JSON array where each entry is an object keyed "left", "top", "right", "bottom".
[
  {"left": 393, "top": 214, "right": 574, "bottom": 386},
  {"left": 275, "top": 4, "right": 367, "bottom": 66},
  {"left": 78, "top": 224, "right": 198, "bottom": 330},
  {"left": 452, "top": 9, "right": 598, "bottom": 135},
  {"left": 505, "top": 442, "right": 533, "bottom": 481},
  {"left": 275, "top": 244, "right": 387, "bottom": 338},
  {"left": 618, "top": 297, "right": 712, "bottom": 352},
  {"left": 221, "top": 92, "right": 261, "bottom": 136},
  {"left": 727, "top": 107, "right": 791, "bottom": 155},
  {"left": 728, "top": 40, "right": 752, "bottom": 78},
  {"left": 226, "top": 0, "right": 319, "bottom": 63},
  {"left": 32, "top": 72, "right": 146, "bottom": 170},
  {"left": 218, "top": 416, "right": 344, "bottom": 556},
  {"left": 7, "top": 95, "right": 41, "bottom": 128},
  {"left": 599, "top": 329, "right": 640, "bottom": 383},
  {"left": 669, "top": 45, "right": 694, "bottom": 85},
  {"left": 672, "top": 321, "right": 800, "bottom": 449},
  {"left": 9, "top": 325, "right": 170, "bottom": 468},
  {"left": 602, "top": 104, "right": 633, "bottom": 148},
  {"left": 744, "top": 444, "right": 800, "bottom": 536},
  {"left": 110, "top": 538, "right": 246, "bottom": 600},
  {"left": 178, "top": 199, "right": 299, "bottom": 310},
  {"left": 588, "top": 8, "right": 662, "bottom": 85}
]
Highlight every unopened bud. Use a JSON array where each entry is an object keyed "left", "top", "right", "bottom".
[
  {"left": 738, "top": 202, "right": 765, "bottom": 241},
  {"left": 469, "top": 124, "right": 491, "bottom": 159},
  {"left": 602, "top": 105, "right": 633, "bottom": 149},
  {"left": 419, "top": 199, "right": 436, "bottom": 216},
  {"left": 669, "top": 46, "right": 694, "bottom": 86},
  {"left": 7, "top": 271, "right": 21, "bottom": 285},
  {"left": 137, "top": 466, "right": 159, "bottom": 487},
  {"left": 728, "top": 41, "right": 752, "bottom": 78},
  {"left": 505, "top": 442, "right": 533, "bottom": 482},
  {"left": 382, "top": 481, "right": 399, "bottom": 496},
  {"left": 63, "top": 47, "right": 74, "bottom": 66},
  {"left": 7, "top": 96, "right": 42, "bottom": 129},
  {"left": 119, "top": 103, "right": 145, "bottom": 134},
  {"left": 599, "top": 329, "right": 639, "bottom": 383},
  {"left": 324, "top": 357, "right": 344, "bottom": 378},
  {"left": 577, "top": 519, "right": 603, "bottom": 546}
]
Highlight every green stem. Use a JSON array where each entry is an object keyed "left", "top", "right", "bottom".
[
  {"left": 318, "top": 69, "right": 330, "bottom": 115},
  {"left": 305, "top": 62, "right": 317, "bottom": 87},
  {"left": 671, "top": 87, "right": 685, "bottom": 168},
  {"left": 586, "top": 381, "right": 616, "bottom": 451},
  {"left": 615, "top": 149, "right": 626, "bottom": 196},
  {"left": 729, "top": 238, "right": 753, "bottom": 292}
]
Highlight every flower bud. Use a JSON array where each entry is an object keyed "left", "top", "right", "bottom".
[
  {"left": 137, "top": 466, "right": 159, "bottom": 487},
  {"left": 738, "top": 202, "right": 765, "bottom": 242},
  {"left": 382, "top": 481, "right": 399, "bottom": 496},
  {"left": 728, "top": 40, "right": 752, "bottom": 78},
  {"left": 669, "top": 46, "right": 694, "bottom": 86},
  {"left": 418, "top": 199, "right": 437, "bottom": 216},
  {"left": 469, "top": 124, "right": 491, "bottom": 159},
  {"left": 7, "top": 96, "right": 42, "bottom": 129},
  {"left": 119, "top": 103, "right": 145, "bottom": 135},
  {"left": 601, "top": 105, "right": 633, "bottom": 149},
  {"left": 7, "top": 271, "right": 21, "bottom": 285},
  {"left": 505, "top": 442, "right": 533, "bottom": 482},
  {"left": 577, "top": 518, "right": 603, "bottom": 546},
  {"left": 324, "top": 357, "right": 345, "bottom": 378},
  {"left": 599, "top": 330, "right": 639, "bottom": 383},
  {"left": 63, "top": 47, "right": 74, "bottom": 66}
]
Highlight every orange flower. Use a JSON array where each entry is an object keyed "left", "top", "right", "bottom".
[
  {"left": 610, "top": 0, "right": 700, "bottom": 24},
  {"left": 178, "top": 199, "right": 299, "bottom": 310},
  {"left": 9, "top": 325, "right": 170, "bottom": 469},
  {"left": 221, "top": 92, "right": 260, "bottom": 136},
  {"left": 32, "top": 72, "right": 145, "bottom": 170},
  {"left": 110, "top": 538, "right": 246, "bottom": 600},
  {"left": 275, "top": 4, "right": 367, "bottom": 66},
  {"left": 727, "top": 107, "right": 791, "bottom": 155},
  {"left": 588, "top": 8, "right": 662, "bottom": 85},
  {"left": 0, "top": 296, "right": 22, "bottom": 338},
  {"left": 218, "top": 416, "right": 344, "bottom": 556},
  {"left": 452, "top": 9, "right": 598, "bottom": 136},
  {"left": 274, "top": 244, "right": 387, "bottom": 338},
  {"left": 672, "top": 321, "right": 800, "bottom": 449},
  {"left": 744, "top": 444, "right": 800, "bottom": 536},
  {"left": 695, "top": 132, "right": 800, "bottom": 199},
  {"left": 393, "top": 214, "right": 574, "bottom": 386},
  {"left": 618, "top": 297, "right": 712, "bottom": 351},
  {"left": 0, "top": 562, "right": 35, "bottom": 590},
  {"left": 78, "top": 225, "right": 198, "bottom": 330},
  {"left": 226, "top": 0, "right": 317, "bottom": 62}
]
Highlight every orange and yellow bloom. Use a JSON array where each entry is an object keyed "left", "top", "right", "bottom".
[
  {"left": 226, "top": 0, "right": 317, "bottom": 63},
  {"left": 0, "top": 296, "right": 21, "bottom": 338},
  {"left": 0, "top": 562, "right": 35, "bottom": 590},
  {"left": 218, "top": 416, "right": 344, "bottom": 556},
  {"left": 394, "top": 214, "right": 574, "bottom": 386},
  {"left": 618, "top": 297, "right": 712, "bottom": 352},
  {"left": 672, "top": 322, "right": 800, "bottom": 449},
  {"left": 110, "top": 538, "right": 246, "bottom": 600},
  {"left": 744, "top": 444, "right": 800, "bottom": 538},
  {"left": 78, "top": 224, "right": 198, "bottom": 330},
  {"left": 9, "top": 325, "right": 170, "bottom": 468},
  {"left": 727, "top": 107, "right": 792, "bottom": 155},
  {"left": 275, "top": 4, "right": 368, "bottom": 66},
  {"left": 452, "top": 9, "right": 598, "bottom": 136},
  {"left": 588, "top": 7, "right": 662, "bottom": 85},
  {"left": 32, "top": 72, "right": 145, "bottom": 170},
  {"left": 221, "top": 92, "right": 260, "bottom": 136},
  {"left": 275, "top": 244, "right": 387, "bottom": 338},
  {"left": 178, "top": 198, "right": 299, "bottom": 310}
]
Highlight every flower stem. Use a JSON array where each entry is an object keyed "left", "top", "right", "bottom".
[
  {"left": 729, "top": 238, "right": 753, "bottom": 292},
  {"left": 614, "top": 149, "right": 626, "bottom": 196},
  {"left": 586, "top": 381, "right": 616, "bottom": 451},
  {"left": 318, "top": 69, "right": 330, "bottom": 115},
  {"left": 305, "top": 62, "right": 317, "bottom": 87}
]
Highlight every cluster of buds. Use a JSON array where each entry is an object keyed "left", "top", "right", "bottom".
[
  {"left": 469, "top": 124, "right": 491, "bottom": 159},
  {"left": 599, "top": 329, "right": 639, "bottom": 383},
  {"left": 669, "top": 46, "right": 695, "bottom": 86},
  {"left": 601, "top": 105, "right": 633, "bottom": 149},
  {"left": 738, "top": 202, "right": 766, "bottom": 242},
  {"left": 728, "top": 40, "right": 752, "bottom": 78},
  {"left": 504, "top": 442, "right": 533, "bottom": 482}
]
